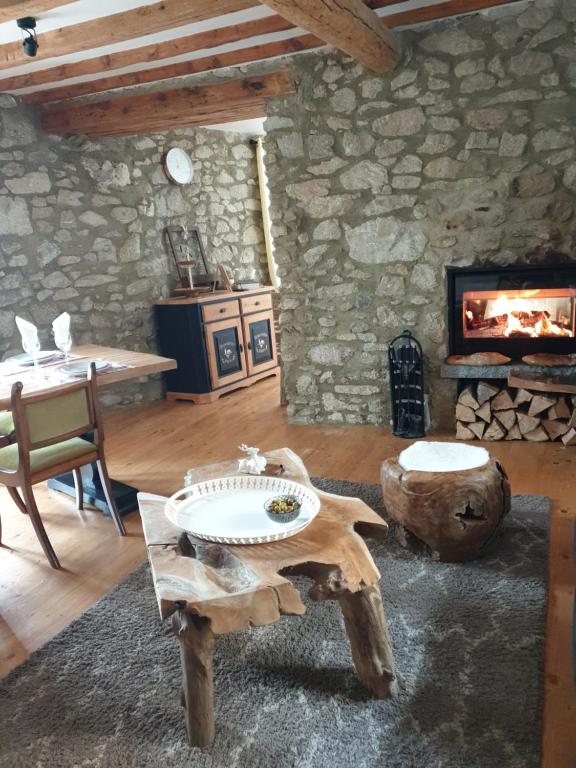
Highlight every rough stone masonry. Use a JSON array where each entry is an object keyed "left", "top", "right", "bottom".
[
  {"left": 263, "top": 0, "right": 576, "bottom": 428},
  {"left": 0, "top": 100, "right": 267, "bottom": 406}
]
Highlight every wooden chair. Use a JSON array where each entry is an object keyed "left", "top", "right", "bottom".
[
  {"left": 0, "top": 363, "right": 125, "bottom": 569},
  {"left": 0, "top": 411, "right": 14, "bottom": 448}
]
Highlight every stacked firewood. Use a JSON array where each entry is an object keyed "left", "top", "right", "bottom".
[{"left": 455, "top": 381, "right": 576, "bottom": 444}]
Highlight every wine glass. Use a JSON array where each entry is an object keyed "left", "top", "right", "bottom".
[
  {"left": 22, "top": 334, "right": 41, "bottom": 375},
  {"left": 54, "top": 330, "right": 72, "bottom": 362}
]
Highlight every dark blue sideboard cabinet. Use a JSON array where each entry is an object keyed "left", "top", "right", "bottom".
[{"left": 154, "top": 288, "right": 279, "bottom": 403}]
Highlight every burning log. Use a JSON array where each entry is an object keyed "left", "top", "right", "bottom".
[{"left": 464, "top": 288, "right": 575, "bottom": 340}]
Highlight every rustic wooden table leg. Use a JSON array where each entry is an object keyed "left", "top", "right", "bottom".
[
  {"left": 172, "top": 611, "right": 215, "bottom": 747},
  {"left": 338, "top": 584, "right": 397, "bottom": 699}
]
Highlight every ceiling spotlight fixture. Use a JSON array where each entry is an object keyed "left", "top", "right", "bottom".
[{"left": 17, "top": 17, "right": 39, "bottom": 58}]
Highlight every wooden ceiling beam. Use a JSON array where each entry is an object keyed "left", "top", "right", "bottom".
[
  {"left": 23, "top": 34, "right": 320, "bottom": 104},
  {"left": 0, "top": 1, "right": 75, "bottom": 23},
  {"left": 0, "top": 0, "right": 257, "bottom": 70},
  {"left": 72, "top": 104, "right": 269, "bottom": 136},
  {"left": 20, "top": 0, "right": 522, "bottom": 105},
  {"left": 1, "top": 15, "right": 294, "bottom": 94},
  {"left": 40, "top": 70, "right": 295, "bottom": 136},
  {"left": 257, "top": 0, "right": 399, "bottom": 73}
]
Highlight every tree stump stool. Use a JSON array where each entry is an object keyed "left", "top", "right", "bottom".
[{"left": 380, "top": 441, "right": 511, "bottom": 562}]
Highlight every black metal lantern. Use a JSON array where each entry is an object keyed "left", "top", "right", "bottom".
[
  {"left": 17, "top": 17, "right": 39, "bottom": 58},
  {"left": 388, "top": 330, "right": 426, "bottom": 438}
]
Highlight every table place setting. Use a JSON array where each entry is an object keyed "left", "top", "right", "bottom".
[
  {"left": 0, "top": 314, "right": 130, "bottom": 383},
  {"left": 53, "top": 358, "right": 130, "bottom": 381}
]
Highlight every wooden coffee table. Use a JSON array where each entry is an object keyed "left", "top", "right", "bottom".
[{"left": 138, "top": 448, "right": 396, "bottom": 747}]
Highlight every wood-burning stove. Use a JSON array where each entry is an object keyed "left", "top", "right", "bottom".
[{"left": 447, "top": 263, "right": 576, "bottom": 360}]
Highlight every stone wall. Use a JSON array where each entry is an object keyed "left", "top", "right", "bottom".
[
  {"left": 0, "top": 97, "right": 267, "bottom": 406},
  {"left": 264, "top": 0, "right": 576, "bottom": 427}
]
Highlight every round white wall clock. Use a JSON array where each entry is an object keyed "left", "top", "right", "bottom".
[{"left": 163, "top": 147, "right": 194, "bottom": 185}]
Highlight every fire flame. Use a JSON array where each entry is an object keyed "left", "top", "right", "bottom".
[
  {"left": 493, "top": 295, "right": 572, "bottom": 338},
  {"left": 464, "top": 290, "right": 574, "bottom": 339}
]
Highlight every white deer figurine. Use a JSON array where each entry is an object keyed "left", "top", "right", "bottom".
[{"left": 238, "top": 444, "right": 267, "bottom": 475}]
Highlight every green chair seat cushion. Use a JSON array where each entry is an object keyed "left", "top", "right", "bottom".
[
  {"left": 0, "top": 411, "right": 14, "bottom": 436},
  {"left": 0, "top": 437, "right": 96, "bottom": 474}
]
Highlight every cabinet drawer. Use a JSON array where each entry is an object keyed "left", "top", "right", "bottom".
[
  {"left": 240, "top": 293, "right": 272, "bottom": 315},
  {"left": 202, "top": 299, "right": 240, "bottom": 324}
]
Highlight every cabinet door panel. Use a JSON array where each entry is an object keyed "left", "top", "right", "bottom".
[
  {"left": 242, "top": 310, "right": 277, "bottom": 376},
  {"left": 204, "top": 317, "right": 247, "bottom": 389}
]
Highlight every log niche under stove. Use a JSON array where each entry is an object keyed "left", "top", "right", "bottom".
[{"left": 447, "top": 263, "right": 576, "bottom": 361}]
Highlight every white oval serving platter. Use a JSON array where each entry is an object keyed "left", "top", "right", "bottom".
[{"left": 165, "top": 475, "right": 321, "bottom": 544}]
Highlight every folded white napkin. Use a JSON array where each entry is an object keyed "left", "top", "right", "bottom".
[
  {"left": 15, "top": 316, "right": 40, "bottom": 356},
  {"left": 52, "top": 311, "right": 71, "bottom": 347}
]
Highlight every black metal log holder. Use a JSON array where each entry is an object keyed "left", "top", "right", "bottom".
[{"left": 388, "top": 330, "right": 426, "bottom": 438}]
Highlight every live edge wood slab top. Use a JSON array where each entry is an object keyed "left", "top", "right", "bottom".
[
  {"left": 139, "top": 448, "right": 389, "bottom": 635},
  {"left": 139, "top": 448, "right": 396, "bottom": 746},
  {"left": 153, "top": 286, "right": 274, "bottom": 306},
  {"left": 0, "top": 344, "right": 176, "bottom": 409}
]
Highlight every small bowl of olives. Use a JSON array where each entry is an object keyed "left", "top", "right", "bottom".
[{"left": 264, "top": 494, "right": 302, "bottom": 524}]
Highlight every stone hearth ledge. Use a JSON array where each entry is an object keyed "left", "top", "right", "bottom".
[{"left": 440, "top": 363, "right": 576, "bottom": 380}]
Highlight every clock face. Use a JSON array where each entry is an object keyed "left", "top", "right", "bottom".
[{"left": 164, "top": 147, "right": 194, "bottom": 185}]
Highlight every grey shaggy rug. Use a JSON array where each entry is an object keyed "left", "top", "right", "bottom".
[{"left": 0, "top": 479, "right": 549, "bottom": 768}]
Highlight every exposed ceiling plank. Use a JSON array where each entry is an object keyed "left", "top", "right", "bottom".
[
  {"left": 257, "top": 0, "right": 398, "bottom": 73},
  {"left": 41, "top": 70, "right": 295, "bottom": 136},
  {"left": 23, "top": 34, "right": 320, "bottom": 104},
  {"left": 367, "top": 0, "right": 408, "bottom": 8},
  {"left": 390, "top": 0, "right": 522, "bottom": 24},
  {"left": 371, "top": 0, "right": 522, "bottom": 17},
  {"left": 0, "top": 0, "right": 258, "bottom": 70},
  {"left": 1, "top": 14, "right": 294, "bottom": 94},
  {"left": 0, "top": 0, "right": 76, "bottom": 23}
]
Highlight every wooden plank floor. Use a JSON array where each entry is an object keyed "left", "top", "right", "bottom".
[{"left": 0, "top": 378, "right": 573, "bottom": 767}]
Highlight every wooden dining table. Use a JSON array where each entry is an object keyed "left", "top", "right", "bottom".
[
  {"left": 0, "top": 343, "right": 177, "bottom": 516},
  {"left": 0, "top": 344, "right": 176, "bottom": 408}
]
